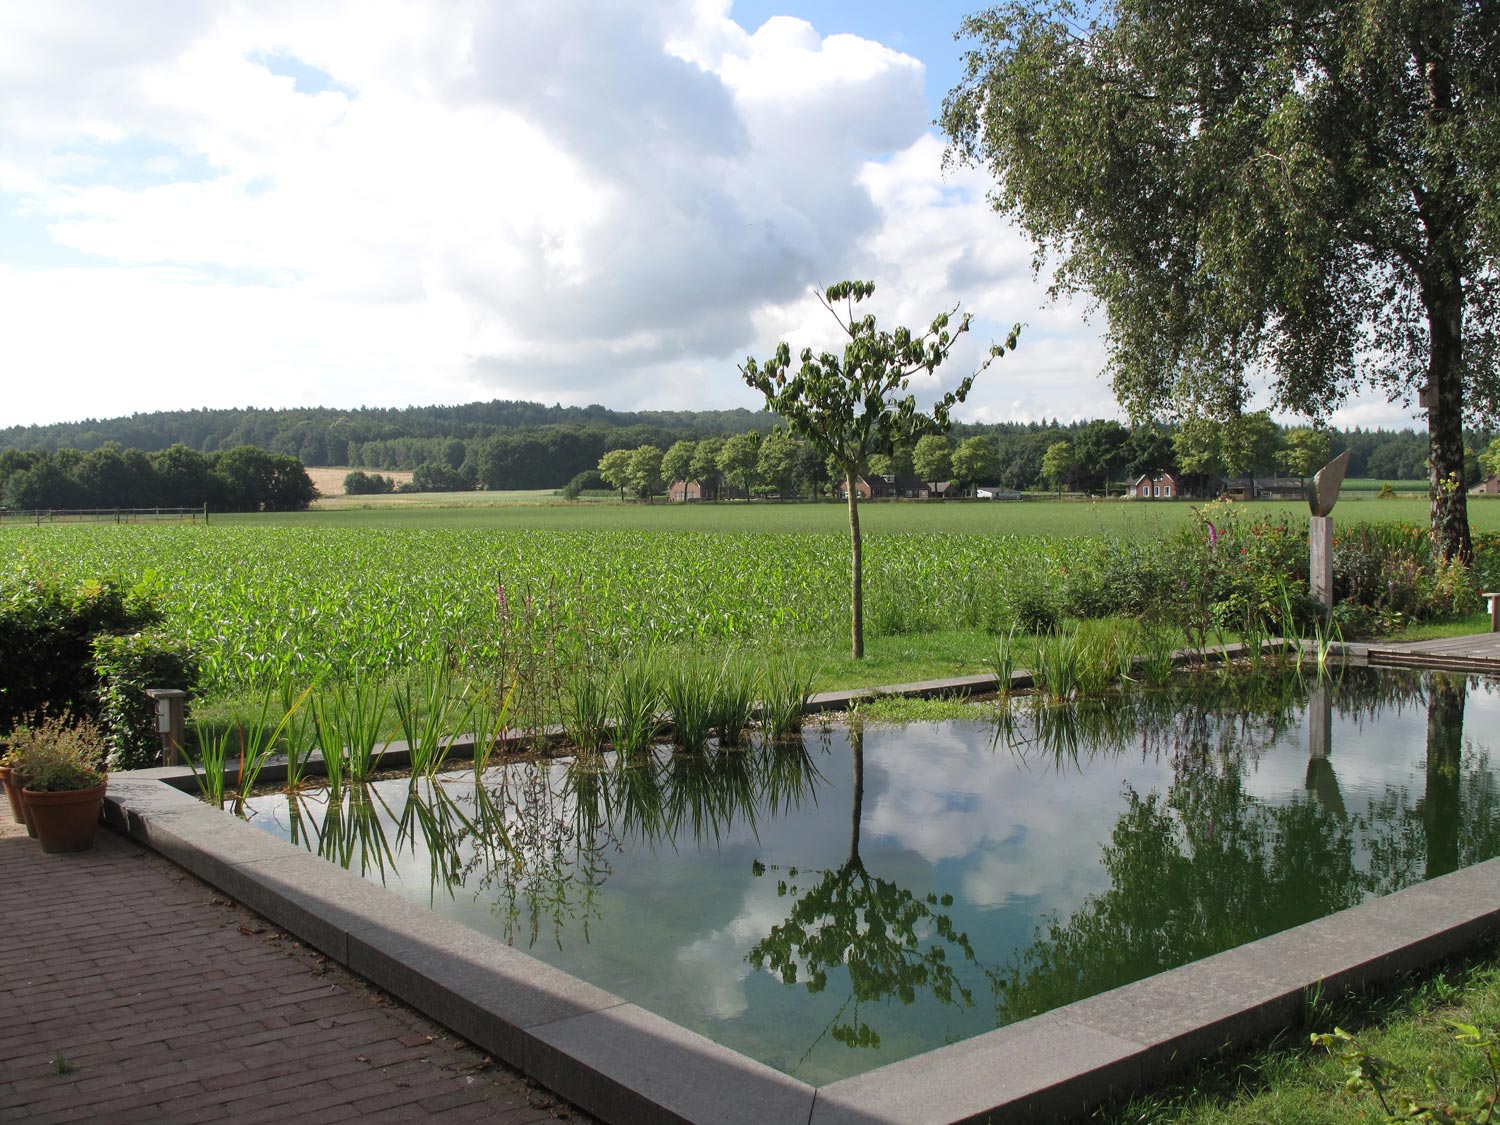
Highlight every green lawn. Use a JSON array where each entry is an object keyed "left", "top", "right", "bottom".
[
  {"left": 1096, "top": 942, "right": 1500, "bottom": 1124},
  {"left": 218, "top": 495, "right": 1500, "bottom": 536}
]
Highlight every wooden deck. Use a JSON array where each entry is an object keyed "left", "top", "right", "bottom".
[{"left": 1361, "top": 632, "right": 1500, "bottom": 674}]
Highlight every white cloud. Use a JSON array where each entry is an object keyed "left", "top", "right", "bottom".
[{"left": 0, "top": 1, "right": 1428, "bottom": 430}]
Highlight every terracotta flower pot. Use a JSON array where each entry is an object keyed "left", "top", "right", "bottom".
[
  {"left": 0, "top": 763, "right": 27, "bottom": 827},
  {"left": 21, "top": 782, "right": 106, "bottom": 853},
  {"left": 7, "top": 767, "right": 39, "bottom": 838}
]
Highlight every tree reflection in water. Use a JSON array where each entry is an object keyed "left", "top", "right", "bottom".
[
  {"left": 991, "top": 668, "right": 1500, "bottom": 1027},
  {"left": 466, "top": 734, "right": 828, "bottom": 949},
  {"left": 747, "top": 725, "right": 982, "bottom": 1055}
]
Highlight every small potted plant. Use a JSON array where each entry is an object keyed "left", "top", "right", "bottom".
[{"left": 8, "top": 715, "right": 109, "bottom": 853}]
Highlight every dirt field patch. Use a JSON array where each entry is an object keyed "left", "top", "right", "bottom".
[{"left": 306, "top": 465, "right": 414, "bottom": 497}]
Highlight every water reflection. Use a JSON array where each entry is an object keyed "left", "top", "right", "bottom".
[
  {"left": 990, "top": 668, "right": 1497, "bottom": 1026},
  {"left": 236, "top": 667, "right": 1500, "bottom": 1081},
  {"left": 748, "top": 726, "right": 980, "bottom": 1054}
]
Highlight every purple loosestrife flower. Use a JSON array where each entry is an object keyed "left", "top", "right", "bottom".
[
  {"left": 1207, "top": 522, "right": 1219, "bottom": 546},
  {"left": 496, "top": 582, "right": 507, "bottom": 617}
]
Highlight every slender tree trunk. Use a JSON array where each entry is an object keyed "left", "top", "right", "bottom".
[
  {"left": 1423, "top": 674, "right": 1465, "bottom": 880},
  {"left": 847, "top": 726, "right": 864, "bottom": 866},
  {"left": 1425, "top": 275, "right": 1472, "bottom": 564},
  {"left": 1417, "top": 15, "right": 1472, "bottom": 565},
  {"left": 847, "top": 470, "right": 864, "bottom": 659}
]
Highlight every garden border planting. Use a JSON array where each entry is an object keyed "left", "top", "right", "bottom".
[{"left": 97, "top": 642, "right": 1500, "bottom": 1123}]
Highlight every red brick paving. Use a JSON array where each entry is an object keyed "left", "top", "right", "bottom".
[{"left": 0, "top": 806, "right": 589, "bottom": 1123}]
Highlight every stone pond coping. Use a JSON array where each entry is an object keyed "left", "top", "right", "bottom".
[{"left": 106, "top": 639, "right": 1500, "bottom": 1125}]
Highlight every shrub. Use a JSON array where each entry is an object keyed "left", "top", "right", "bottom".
[
  {"left": 1006, "top": 577, "right": 1061, "bottom": 635},
  {"left": 343, "top": 470, "right": 395, "bottom": 496},
  {"left": 91, "top": 630, "right": 201, "bottom": 770},
  {"left": 0, "top": 574, "right": 162, "bottom": 732},
  {"left": 1473, "top": 532, "right": 1500, "bottom": 595},
  {"left": 1331, "top": 521, "right": 1480, "bottom": 633}
]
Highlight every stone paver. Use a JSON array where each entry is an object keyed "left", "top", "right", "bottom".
[{"left": 0, "top": 806, "right": 589, "bottom": 1123}]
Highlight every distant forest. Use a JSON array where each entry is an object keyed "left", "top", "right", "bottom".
[{"left": 0, "top": 398, "right": 1492, "bottom": 500}]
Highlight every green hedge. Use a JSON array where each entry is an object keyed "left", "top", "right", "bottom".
[
  {"left": 0, "top": 575, "right": 161, "bottom": 731},
  {"left": 91, "top": 631, "right": 200, "bottom": 770}
]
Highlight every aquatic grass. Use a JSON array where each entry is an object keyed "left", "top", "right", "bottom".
[
  {"left": 186, "top": 685, "right": 309, "bottom": 807},
  {"left": 392, "top": 662, "right": 467, "bottom": 782},
  {"left": 235, "top": 684, "right": 311, "bottom": 801},
  {"left": 1030, "top": 630, "right": 1083, "bottom": 700},
  {"left": 279, "top": 677, "right": 318, "bottom": 791},
  {"left": 1135, "top": 625, "right": 1179, "bottom": 686},
  {"left": 186, "top": 721, "right": 236, "bottom": 808},
  {"left": 988, "top": 625, "right": 1020, "bottom": 692},
  {"left": 663, "top": 654, "right": 716, "bottom": 752},
  {"left": 311, "top": 678, "right": 390, "bottom": 793},
  {"left": 1071, "top": 631, "right": 1123, "bottom": 697},
  {"left": 610, "top": 652, "right": 663, "bottom": 756},
  {"left": 468, "top": 676, "right": 519, "bottom": 775},
  {"left": 759, "top": 651, "right": 814, "bottom": 742},
  {"left": 561, "top": 666, "right": 610, "bottom": 755},
  {"left": 710, "top": 652, "right": 758, "bottom": 748}
]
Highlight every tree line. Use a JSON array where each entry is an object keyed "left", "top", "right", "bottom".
[
  {"left": 0, "top": 401, "right": 771, "bottom": 468},
  {"left": 5, "top": 398, "right": 1486, "bottom": 500},
  {"left": 0, "top": 444, "right": 317, "bottom": 513},
  {"left": 589, "top": 416, "right": 1496, "bottom": 503}
]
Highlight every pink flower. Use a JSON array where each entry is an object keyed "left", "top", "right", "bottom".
[
  {"left": 1207, "top": 522, "right": 1219, "bottom": 546},
  {"left": 496, "top": 582, "right": 507, "bottom": 614}
]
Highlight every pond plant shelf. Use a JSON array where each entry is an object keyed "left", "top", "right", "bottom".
[{"left": 100, "top": 635, "right": 1500, "bottom": 1124}]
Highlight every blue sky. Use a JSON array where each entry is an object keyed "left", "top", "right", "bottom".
[{"left": 0, "top": 2, "right": 1418, "bottom": 433}]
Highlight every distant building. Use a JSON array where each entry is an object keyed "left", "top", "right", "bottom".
[
  {"left": 667, "top": 479, "right": 747, "bottom": 502},
  {"left": 833, "top": 474, "right": 946, "bottom": 500},
  {"left": 1128, "top": 472, "right": 1178, "bottom": 499},
  {"left": 1222, "top": 476, "right": 1306, "bottom": 501},
  {"left": 1473, "top": 476, "right": 1500, "bottom": 497}
]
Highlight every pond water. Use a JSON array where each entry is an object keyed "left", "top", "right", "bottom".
[{"left": 239, "top": 667, "right": 1500, "bottom": 1085}]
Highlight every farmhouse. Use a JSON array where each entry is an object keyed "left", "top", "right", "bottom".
[
  {"left": 1472, "top": 476, "right": 1500, "bottom": 496},
  {"left": 1128, "top": 471, "right": 1178, "bottom": 499},
  {"left": 833, "top": 474, "right": 947, "bottom": 500},
  {"left": 1222, "top": 476, "right": 1306, "bottom": 501},
  {"left": 666, "top": 480, "right": 747, "bottom": 502}
]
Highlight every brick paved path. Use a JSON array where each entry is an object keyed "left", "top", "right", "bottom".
[{"left": 0, "top": 807, "right": 588, "bottom": 1123}]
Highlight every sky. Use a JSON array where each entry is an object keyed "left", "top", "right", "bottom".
[{"left": 0, "top": 1, "right": 1422, "bottom": 433}]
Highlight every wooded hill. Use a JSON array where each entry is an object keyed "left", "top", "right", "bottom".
[{"left": 0, "top": 399, "right": 1490, "bottom": 495}]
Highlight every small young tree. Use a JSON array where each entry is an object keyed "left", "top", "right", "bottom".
[{"left": 742, "top": 280, "right": 1018, "bottom": 658}]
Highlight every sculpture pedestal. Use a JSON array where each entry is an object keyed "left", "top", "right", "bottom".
[{"left": 1310, "top": 515, "right": 1333, "bottom": 611}]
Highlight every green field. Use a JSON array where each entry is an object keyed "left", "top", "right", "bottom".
[{"left": 8, "top": 497, "right": 1497, "bottom": 701}]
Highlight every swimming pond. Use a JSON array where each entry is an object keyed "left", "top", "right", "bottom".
[{"left": 240, "top": 666, "right": 1500, "bottom": 1085}]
